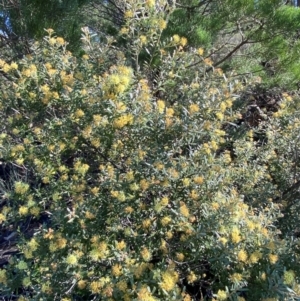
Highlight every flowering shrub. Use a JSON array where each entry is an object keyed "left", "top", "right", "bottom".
[{"left": 0, "top": 2, "right": 300, "bottom": 301}]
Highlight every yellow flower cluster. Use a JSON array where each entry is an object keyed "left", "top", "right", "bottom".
[
  {"left": 179, "top": 202, "right": 190, "bottom": 217},
  {"left": 113, "top": 114, "right": 134, "bottom": 128},
  {"left": 137, "top": 285, "right": 157, "bottom": 301},
  {"left": 111, "top": 263, "right": 122, "bottom": 277},
  {"left": 0, "top": 59, "right": 18, "bottom": 73},
  {"left": 104, "top": 65, "right": 132, "bottom": 95},
  {"left": 90, "top": 239, "right": 109, "bottom": 260},
  {"left": 74, "top": 161, "right": 89, "bottom": 175},
  {"left": 157, "top": 99, "right": 165, "bottom": 113},
  {"left": 172, "top": 35, "right": 188, "bottom": 46},
  {"left": 231, "top": 227, "right": 242, "bottom": 244},
  {"left": 159, "top": 270, "right": 179, "bottom": 292},
  {"left": 66, "top": 254, "right": 78, "bottom": 265},
  {"left": 141, "top": 247, "right": 152, "bottom": 261},
  {"left": 216, "top": 289, "right": 227, "bottom": 300},
  {"left": 14, "top": 181, "right": 30, "bottom": 195},
  {"left": 49, "top": 234, "right": 67, "bottom": 252}
]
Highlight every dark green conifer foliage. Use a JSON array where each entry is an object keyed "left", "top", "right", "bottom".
[
  {"left": 161, "top": 0, "right": 300, "bottom": 88},
  {"left": 1, "top": 0, "right": 88, "bottom": 57}
]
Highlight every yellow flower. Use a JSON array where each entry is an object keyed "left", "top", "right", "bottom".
[
  {"left": 160, "top": 270, "right": 179, "bottom": 292},
  {"left": 10, "top": 62, "right": 18, "bottom": 70},
  {"left": 19, "top": 206, "right": 29, "bottom": 216},
  {"left": 189, "top": 190, "right": 199, "bottom": 200},
  {"left": 246, "top": 220, "right": 255, "bottom": 231},
  {"left": 44, "top": 228, "right": 54, "bottom": 240},
  {"left": 248, "top": 251, "right": 262, "bottom": 264},
  {"left": 180, "top": 37, "right": 188, "bottom": 46},
  {"left": 120, "top": 27, "right": 129, "bottom": 35},
  {"left": 230, "top": 273, "right": 243, "bottom": 282},
  {"left": 198, "top": 48, "right": 204, "bottom": 56},
  {"left": 176, "top": 253, "right": 185, "bottom": 261},
  {"left": 74, "top": 161, "right": 89, "bottom": 175},
  {"left": 157, "top": 100, "right": 165, "bottom": 113},
  {"left": 113, "top": 114, "right": 133, "bottom": 128},
  {"left": 124, "top": 10, "right": 134, "bottom": 18},
  {"left": 237, "top": 249, "right": 248, "bottom": 262},
  {"left": 140, "top": 35, "right": 147, "bottom": 44},
  {"left": 41, "top": 84, "right": 50, "bottom": 93},
  {"left": 216, "top": 112, "right": 224, "bottom": 120},
  {"left": 146, "top": 0, "right": 155, "bottom": 7},
  {"left": 182, "top": 292, "right": 192, "bottom": 301},
  {"left": 124, "top": 206, "right": 134, "bottom": 214},
  {"left": 189, "top": 103, "right": 200, "bottom": 114},
  {"left": 74, "top": 109, "right": 85, "bottom": 118},
  {"left": 140, "top": 179, "right": 150, "bottom": 191},
  {"left": 166, "top": 108, "right": 174, "bottom": 117},
  {"left": 90, "top": 281, "right": 101, "bottom": 294},
  {"left": 116, "top": 240, "right": 126, "bottom": 250},
  {"left": 179, "top": 202, "right": 189, "bottom": 217},
  {"left": 220, "top": 102, "right": 227, "bottom": 112},
  {"left": 182, "top": 178, "right": 190, "bottom": 186},
  {"left": 56, "top": 236, "right": 67, "bottom": 249},
  {"left": 216, "top": 289, "right": 227, "bottom": 300},
  {"left": 193, "top": 176, "right": 204, "bottom": 185},
  {"left": 268, "top": 253, "right": 278, "bottom": 264},
  {"left": 15, "top": 181, "right": 29, "bottom": 194},
  {"left": 225, "top": 98, "right": 233, "bottom": 107},
  {"left": 223, "top": 151, "right": 232, "bottom": 164},
  {"left": 231, "top": 227, "right": 241, "bottom": 244},
  {"left": 141, "top": 247, "right": 152, "bottom": 261},
  {"left": 77, "top": 280, "right": 87, "bottom": 289},
  {"left": 137, "top": 285, "right": 157, "bottom": 301},
  {"left": 66, "top": 254, "right": 78, "bottom": 265},
  {"left": 28, "top": 238, "right": 39, "bottom": 252},
  {"left": 0, "top": 213, "right": 6, "bottom": 223},
  {"left": 165, "top": 231, "right": 173, "bottom": 239},
  {"left": 56, "top": 37, "right": 65, "bottom": 45},
  {"left": 173, "top": 34, "right": 180, "bottom": 44},
  {"left": 187, "top": 271, "right": 197, "bottom": 283},
  {"left": 158, "top": 19, "right": 167, "bottom": 30},
  {"left": 30, "top": 207, "right": 40, "bottom": 217},
  {"left": 93, "top": 114, "right": 102, "bottom": 126},
  {"left": 142, "top": 219, "right": 152, "bottom": 229},
  {"left": 219, "top": 237, "right": 227, "bottom": 245},
  {"left": 204, "top": 58, "right": 213, "bottom": 66},
  {"left": 2, "top": 63, "right": 11, "bottom": 73},
  {"left": 85, "top": 211, "right": 95, "bottom": 219},
  {"left": 103, "top": 285, "right": 114, "bottom": 301},
  {"left": 161, "top": 216, "right": 172, "bottom": 226},
  {"left": 111, "top": 264, "right": 122, "bottom": 277}
]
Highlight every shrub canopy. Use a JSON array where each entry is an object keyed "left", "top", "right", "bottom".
[{"left": 0, "top": 2, "right": 300, "bottom": 301}]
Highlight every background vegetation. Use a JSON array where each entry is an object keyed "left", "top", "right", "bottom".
[{"left": 0, "top": 0, "right": 300, "bottom": 300}]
